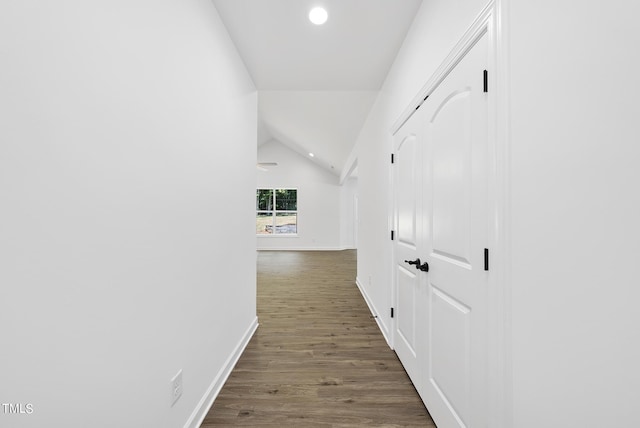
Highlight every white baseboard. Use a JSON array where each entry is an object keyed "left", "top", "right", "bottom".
[
  {"left": 355, "top": 277, "right": 392, "bottom": 348},
  {"left": 184, "top": 317, "right": 259, "bottom": 428}
]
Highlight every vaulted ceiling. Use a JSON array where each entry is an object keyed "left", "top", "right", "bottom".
[{"left": 213, "top": 0, "right": 423, "bottom": 175}]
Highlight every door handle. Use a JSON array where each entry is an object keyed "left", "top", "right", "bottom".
[
  {"left": 404, "top": 258, "right": 421, "bottom": 267},
  {"left": 418, "top": 261, "right": 429, "bottom": 272}
]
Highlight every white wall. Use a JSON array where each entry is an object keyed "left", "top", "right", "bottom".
[
  {"left": 339, "top": 177, "right": 358, "bottom": 250},
  {"left": 0, "top": 1, "right": 256, "bottom": 427},
  {"left": 343, "top": 0, "right": 489, "bottom": 345},
  {"left": 257, "top": 140, "right": 341, "bottom": 250},
  {"left": 508, "top": 1, "right": 640, "bottom": 426}
]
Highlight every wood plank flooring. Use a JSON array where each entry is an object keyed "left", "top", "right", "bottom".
[{"left": 201, "top": 250, "right": 434, "bottom": 427}]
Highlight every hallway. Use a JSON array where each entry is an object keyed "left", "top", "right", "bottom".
[{"left": 202, "top": 250, "right": 434, "bottom": 427}]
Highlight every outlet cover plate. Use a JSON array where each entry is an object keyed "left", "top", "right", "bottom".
[{"left": 170, "top": 369, "right": 183, "bottom": 406}]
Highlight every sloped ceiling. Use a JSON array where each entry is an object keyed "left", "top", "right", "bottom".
[
  {"left": 258, "top": 91, "right": 378, "bottom": 172},
  {"left": 213, "top": 0, "right": 423, "bottom": 175}
]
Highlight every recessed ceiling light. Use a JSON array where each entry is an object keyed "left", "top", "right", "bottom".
[
  {"left": 309, "top": 7, "right": 328, "bottom": 25},
  {"left": 309, "top": 152, "right": 315, "bottom": 157}
]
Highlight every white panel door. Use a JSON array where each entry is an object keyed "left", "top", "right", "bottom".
[
  {"left": 422, "top": 33, "right": 489, "bottom": 428},
  {"left": 392, "top": 109, "right": 427, "bottom": 392}
]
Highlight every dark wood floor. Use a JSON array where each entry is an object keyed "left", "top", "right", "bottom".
[{"left": 201, "top": 250, "right": 434, "bottom": 427}]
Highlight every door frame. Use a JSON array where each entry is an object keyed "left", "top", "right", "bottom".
[{"left": 389, "top": 1, "right": 512, "bottom": 426}]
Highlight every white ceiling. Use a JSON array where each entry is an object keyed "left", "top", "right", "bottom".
[
  {"left": 258, "top": 91, "right": 378, "bottom": 172},
  {"left": 213, "top": 0, "right": 423, "bottom": 174}
]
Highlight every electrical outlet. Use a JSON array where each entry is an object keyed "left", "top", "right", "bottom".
[{"left": 170, "top": 369, "right": 183, "bottom": 406}]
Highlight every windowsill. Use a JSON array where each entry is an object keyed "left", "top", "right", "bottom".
[{"left": 256, "top": 234, "right": 299, "bottom": 238}]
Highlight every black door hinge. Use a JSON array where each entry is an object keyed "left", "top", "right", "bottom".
[
  {"left": 391, "top": 230, "right": 395, "bottom": 241},
  {"left": 484, "top": 248, "right": 489, "bottom": 271},
  {"left": 391, "top": 153, "right": 395, "bottom": 164},
  {"left": 483, "top": 70, "right": 488, "bottom": 93},
  {"left": 415, "top": 95, "right": 429, "bottom": 111},
  {"left": 391, "top": 307, "right": 394, "bottom": 318}
]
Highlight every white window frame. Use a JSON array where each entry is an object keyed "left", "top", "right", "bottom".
[{"left": 256, "top": 188, "right": 298, "bottom": 236}]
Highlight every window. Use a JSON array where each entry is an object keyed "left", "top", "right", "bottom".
[{"left": 256, "top": 189, "right": 297, "bottom": 235}]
